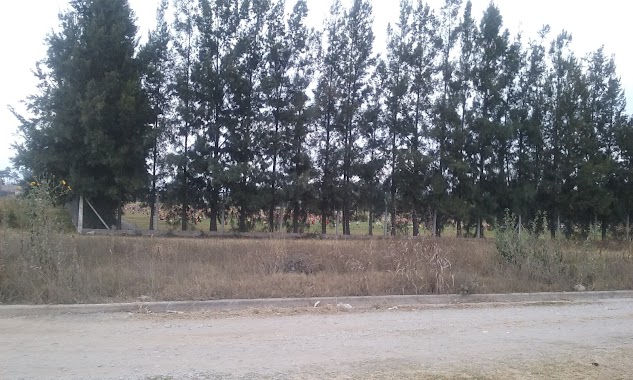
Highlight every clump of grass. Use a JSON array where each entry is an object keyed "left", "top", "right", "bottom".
[{"left": 0, "top": 198, "right": 24, "bottom": 228}]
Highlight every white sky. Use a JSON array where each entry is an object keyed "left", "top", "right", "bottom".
[{"left": 1, "top": 0, "right": 631, "bottom": 170}]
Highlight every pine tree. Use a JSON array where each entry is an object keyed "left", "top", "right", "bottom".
[
  {"left": 451, "top": 0, "right": 477, "bottom": 236},
  {"left": 172, "top": 0, "right": 199, "bottom": 231},
  {"left": 138, "top": 0, "right": 173, "bottom": 230},
  {"left": 431, "top": 0, "right": 461, "bottom": 236},
  {"left": 382, "top": 0, "right": 412, "bottom": 236},
  {"left": 576, "top": 48, "right": 625, "bottom": 238},
  {"left": 282, "top": 0, "right": 319, "bottom": 233},
  {"left": 336, "top": 0, "right": 375, "bottom": 235},
  {"left": 357, "top": 67, "right": 387, "bottom": 235},
  {"left": 13, "top": 0, "right": 150, "bottom": 229},
  {"left": 615, "top": 116, "right": 633, "bottom": 240},
  {"left": 190, "top": 0, "right": 240, "bottom": 231},
  {"left": 542, "top": 31, "right": 579, "bottom": 236},
  {"left": 470, "top": 3, "right": 509, "bottom": 238},
  {"left": 314, "top": 0, "right": 345, "bottom": 234},
  {"left": 510, "top": 26, "right": 549, "bottom": 228},
  {"left": 225, "top": 0, "right": 270, "bottom": 231}
]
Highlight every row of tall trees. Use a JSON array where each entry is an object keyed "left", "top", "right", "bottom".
[{"left": 14, "top": 0, "right": 633, "bottom": 238}]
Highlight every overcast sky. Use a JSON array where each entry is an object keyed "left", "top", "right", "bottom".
[{"left": 1, "top": 0, "right": 631, "bottom": 170}]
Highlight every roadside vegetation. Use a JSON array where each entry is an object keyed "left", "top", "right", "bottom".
[{"left": 1, "top": 187, "right": 632, "bottom": 305}]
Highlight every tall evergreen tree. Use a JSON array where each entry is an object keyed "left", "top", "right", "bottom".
[
  {"left": 542, "top": 31, "right": 581, "bottom": 236},
  {"left": 138, "top": 0, "right": 173, "bottom": 230},
  {"left": 190, "top": 0, "right": 240, "bottom": 231},
  {"left": 470, "top": 3, "right": 508, "bottom": 238},
  {"left": 314, "top": 0, "right": 345, "bottom": 234},
  {"left": 172, "top": 0, "right": 199, "bottom": 231},
  {"left": 336, "top": 0, "right": 375, "bottom": 235},
  {"left": 431, "top": 0, "right": 461, "bottom": 236},
  {"left": 225, "top": 0, "right": 270, "bottom": 231},
  {"left": 382, "top": 0, "right": 412, "bottom": 236},
  {"left": 13, "top": 0, "right": 150, "bottom": 229},
  {"left": 282, "top": 0, "right": 319, "bottom": 233},
  {"left": 451, "top": 0, "right": 477, "bottom": 236},
  {"left": 358, "top": 67, "right": 387, "bottom": 235},
  {"left": 509, "top": 26, "right": 549, "bottom": 227}
]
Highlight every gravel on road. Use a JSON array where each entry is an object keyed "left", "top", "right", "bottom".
[{"left": 1, "top": 299, "right": 632, "bottom": 379}]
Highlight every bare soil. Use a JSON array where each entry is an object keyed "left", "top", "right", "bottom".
[{"left": 1, "top": 298, "right": 632, "bottom": 379}]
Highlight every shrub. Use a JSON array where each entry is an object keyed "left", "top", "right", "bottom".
[
  {"left": 0, "top": 180, "right": 79, "bottom": 303},
  {"left": 495, "top": 210, "right": 566, "bottom": 284}
]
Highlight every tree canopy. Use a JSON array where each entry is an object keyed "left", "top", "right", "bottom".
[
  {"left": 13, "top": 0, "right": 150, "bottom": 228},
  {"left": 13, "top": 0, "right": 633, "bottom": 239}
]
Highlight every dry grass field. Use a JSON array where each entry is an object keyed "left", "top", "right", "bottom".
[{"left": 1, "top": 230, "right": 632, "bottom": 304}]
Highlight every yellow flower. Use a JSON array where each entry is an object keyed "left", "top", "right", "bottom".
[
  {"left": 61, "top": 179, "right": 67, "bottom": 186},
  {"left": 67, "top": 185, "right": 72, "bottom": 191},
  {"left": 29, "top": 181, "right": 38, "bottom": 187}
]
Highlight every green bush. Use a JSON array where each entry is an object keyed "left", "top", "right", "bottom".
[{"left": 495, "top": 211, "right": 565, "bottom": 284}]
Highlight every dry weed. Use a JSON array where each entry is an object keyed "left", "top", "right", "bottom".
[{"left": 1, "top": 232, "right": 632, "bottom": 304}]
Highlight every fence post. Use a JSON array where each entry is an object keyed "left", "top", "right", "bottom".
[{"left": 77, "top": 196, "right": 84, "bottom": 234}]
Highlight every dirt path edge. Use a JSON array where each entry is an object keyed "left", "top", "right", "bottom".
[{"left": 1, "top": 290, "right": 632, "bottom": 317}]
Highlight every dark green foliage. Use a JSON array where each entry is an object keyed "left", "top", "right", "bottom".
[
  {"left": 13, "top": 0, "right": 150, "bottom": 229},
  {"left": 12, "top": 0, "right": 633, "bottom": 238},
  {"left": 138, "top": 0, "right": 173, "bottom": 230}
]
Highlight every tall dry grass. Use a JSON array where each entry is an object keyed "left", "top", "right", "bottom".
[{"left": 1, "top": 232, "right": 632, "bottom": 304}]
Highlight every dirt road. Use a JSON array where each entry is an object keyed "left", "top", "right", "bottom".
[{"left": 1, "top": 299, "right": 633, "bottom": 379}]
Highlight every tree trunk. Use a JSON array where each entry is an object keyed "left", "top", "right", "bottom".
[
  {"left": 321, "top": 209, "right": 328, "bottom": 235},
  {"left": 368, "top": 208, "right": 373, "bottom": 236},
  {"left": 280, "top": 204, "right": 285, "bottom": 233},
  {"left": 209, "top": 207, "right": 218, "bottom": 232},
  {"left": 321, "top": 122, "right": 331, "bottom": 235},
  {"left": 292, "top": 201, "right": 300, "bottom": 234},
  {"left": 149, "top": 134, "right": 158, "bottom": 231},
  {"left": 116, "top": 202, "right": 123, "bottom": 230},
  {"left": 384, "top": 199, "right": 388, "bottom": 237},
  {"left": 268, "top": 118, "right": 280, "bottom": 233},
  {"left": 476, "top": 217, "right": 482, "bottom": 239},
  {"left": 221, "top": 205, "right": 225, "bottom": 234},
  {"left": 239, "top": 208, "right": 247, "bottom": 232},
  {"left": 601, "top": 217, "right": 607, "bottom": 241},
  {"left": 627, "top": 212, "right": 630, "bottom": 241},
  {"left": 390, "top": 205, "right": 397, "bottom": 236},
  {"left": 412, "top": 209, "right": 419, "bottom": 237},
  {"left": 268, "top": 200, "right": 276, "bottom": 233},
  {"left": 433, "top": 209, "right": 438, "bottom": 238},
  {"left": 391, "top": 131, "right": 397, "bottom": 237},
  {"left": 181, "top": 133, "right": 188, "bottom": 231}
]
